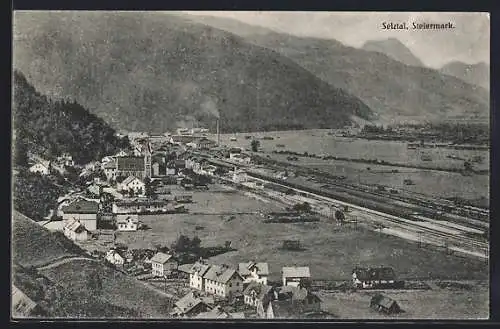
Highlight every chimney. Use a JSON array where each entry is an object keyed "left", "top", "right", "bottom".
[{"left": 216, "top": 119, "right": 220, "bottom": 146}]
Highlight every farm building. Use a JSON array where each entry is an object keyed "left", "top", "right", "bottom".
[
  {"left": 63, "top": 219, "right": 89, "bottom": 241},
  {"left": 238, "top": 261, "right": 269, "bottom": 285},
  {"left": 282, "top": 266, "right": 311, "bottom": 287},
  {"left": 352, "top": 267, "right": 397, "bottom": 289},
  {"left": 150, "top": 252, "right": 178, "bottom": 277},
  {"left": 61, "top": 199, "right": 99, "bottom": 231},
  {"left": 370, "top": 294, "right": 402, "bottom": 314},
  {"left": 277, "top": 285, "right": 321, "bottom": 313},
  {"left": 115, "top": 214, "right": 139, "bottom": 231}
]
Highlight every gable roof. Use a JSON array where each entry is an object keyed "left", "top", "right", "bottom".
[
  {"left": 122, "top": 175, "right": 143, "bottom": 186},
  {"left": 353, "top": 267, "right": 396, "bottom": 281},
  {"left": 239, "top": 262, "right": 270, "bottom": 276},
  {"left": 203, "top": 265, "right": 242, "bottom": 284},
  {"left": 194, "top": 306, "right": 245, "bottom": 319},
  {"left": 282, "top": 266, "right": 310, "bottom": 278},
  {"left": 64, "top": 219, "right": 87, "bottom": 233},
  {"left": 116, "top": 215, "right": 139, "bottom": 225},
  {"left": 117, "top": 156, "right": 144, "bottom": 171},
  {"left": 190, "top": 261, "right": 212, "bottom": 276},
  {"left": 150, "top": 252, "right": 174, "bottom": 264},
  {"left": 174, "top": 292, "right": 207, "bottom": 314},
  {"left": 62, "top": 199, "right": 99, "bottom": 214}
]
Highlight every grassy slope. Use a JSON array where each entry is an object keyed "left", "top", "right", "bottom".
[
  {"left": 12, "top": 211, "right": 82, "bottom": 268},
  {"left": 186, "top": 15, "right": 489, "bottom": 124},
  {"left": 11, "top": 211, "right": 174, "bottom": 318},
  {"left": 13, "top": 12, "right": 371, "bottom": 133}
]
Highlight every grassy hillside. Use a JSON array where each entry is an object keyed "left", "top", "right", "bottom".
[
  {"left": 440, "top": 61, "right": 490, "bottom": 90},
  {"left": 12, "top": 211, "right": 83, "bottom": 268},
  {"left": 186, "top": 15, "right": 489, "bottom": 125},
  {"left": 11, "top": 211, "right": 174, "bottom": 318},
  {"left": 361, "top": 38, "right": 424, "bottom": 67},
  {"left": 13, "top": 12, "right": 372, "bottom": 133}
]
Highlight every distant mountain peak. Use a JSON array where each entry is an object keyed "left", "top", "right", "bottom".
[{"left": 361, "top": 38, "right": 424, "bottom": 67}]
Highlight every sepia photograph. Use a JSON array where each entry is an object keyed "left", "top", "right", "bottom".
[{"left": 11, "top": 11, "right": 490, "bottom": 320}]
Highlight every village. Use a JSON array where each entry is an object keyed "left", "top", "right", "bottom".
[{"left": 22, "top": 126, "right": 428, "bottom": 319}]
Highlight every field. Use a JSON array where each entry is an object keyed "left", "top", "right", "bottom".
[
  {"left": 12, "top": 211, "right": 82, "bottom": 268},
  {"left": 39, "top": 259, "right": 174, "bottom": 318},
  {"left": 318, "top": 281, "right": 489, "bottom": 319},
  {"left": 266, "top": 153, "right": 490, "bottom": 203},
  {"left": 115, "top": 187, "right": 488, "bottom": 283},
  {"left": 211, "top": 129, "right": 490, "bottom": 171}
]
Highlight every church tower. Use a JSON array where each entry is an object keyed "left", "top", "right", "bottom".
[{"left": 144, "top": 140, "right": 152, "bottom": 179}]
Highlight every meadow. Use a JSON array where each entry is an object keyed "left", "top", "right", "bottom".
[{"left": 116, "top": 188, "right": 488, "bottom": 283}]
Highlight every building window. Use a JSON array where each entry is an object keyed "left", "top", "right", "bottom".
[{"left": 236, "top": 282, "right": 239, "bottom": 286}]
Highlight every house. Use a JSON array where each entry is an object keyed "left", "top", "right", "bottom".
[
  {"left": 103, "top": 160, "right": 118, "bottom": 180},
  {"left": 119, "top": 175, "right": 146, "bottom": 195},
  {"left": 282, "top": 267, "right": 311, "bottom": 287},
  {"left": 29, "top": 161, "right": 50, "bottom": 175},
  {"left": 195, "top": 306, "right": 245, "bottom": 319},
  {"left": 63, "top": 219, "right": 89, "bottom": 241},
  {"left": 277, "top": 285, "right": 322, "bottom": 313},
  {"left": 115, "top": 214, "right": 139, "bottom": 231},
  {"left": 173, "top": 193, "right": 193, "bottom": 203},
  {"left": 57, "top": 153, "right": 75, "bottom": 167},
  {"left": 112, "top": 199, "right": 176, "bottom": 214},
  {"left": 189, "top": 261, "right": 212, "bottom": 291},
  {"left": 352, "top": 267, "right": 396, "bottom": 289},
  {"left": 61, "top": 199, "right": 99, "bottom": 231},
  {"left": 203, "top": 264, "right": 244, "bottom": 299},
  {"left": 189, "top": 138, "right": 217, "bottom": 150},
  {"left": 228, "top": 147, "right": 242, "bottom": 158},
  {"left": 370, "top": 294, "right": 402, "bottom": 314},
  {"left": 230, "top": 153, "right": 251, "bottom": 164},
  {"left": 105, "top": 249, "right": 125, "bottom": 266},
  {"left": 170, "top": 135, "right": 198, "bottom": 145},
  {"left": 113, "top": 150, "right": 129, "bottom": 157},
  {"left": 232, "top": 170, "right": 248, "bottom": 183},
  {"left": 243, "top": 282, "right": 275, "bottom": 315},
  {"left": 151, "top": 252, "right": 178, "bottom": 277},
  {"left": 171, "top": 291, "right": 212, "bottom": 318},
  {"left": 238, "top": 261, "right": 269, "bottom": 285},
  {"left": 12, "top": 285, "right": 39, "bottom": 318},
  {"left": 87, "top": 183, "right": 102, "bottom": 197}
]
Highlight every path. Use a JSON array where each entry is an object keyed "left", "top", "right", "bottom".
[{"left": 37, "top": 256, "right": 99, "bottom": 271}]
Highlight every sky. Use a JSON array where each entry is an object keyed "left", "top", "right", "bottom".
[{"left": 184, "top": 11, "right": 490, "bottom": 68}]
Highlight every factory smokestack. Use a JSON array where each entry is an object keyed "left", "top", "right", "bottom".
[{"left": 216, "top": 119, "right": 220, "bottom": 145}]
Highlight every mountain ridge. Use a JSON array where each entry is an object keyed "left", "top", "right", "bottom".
[
  {"left": 361, "top": 38, "right": 425, "bottom": 67},
  {"left": 13, "top": 12, "right": 372, "bottom": 133},
  {"left": 439, "top": 61, "right": 489, "bottom": 90}
]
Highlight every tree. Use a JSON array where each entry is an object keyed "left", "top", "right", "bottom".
[
  {"left": 144, "top": 177, "right": 153, "bottom": 197},
  {"left": 251, "top": 140, "right": 260, "bottom": 152}
]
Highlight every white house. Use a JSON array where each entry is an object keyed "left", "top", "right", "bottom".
[
  {"left": 282, "top": 267, "right": 311, "bottom": 287},
  {"left": 119, "top": 175, "right": 145, "bottom": 195},
  {"left": 189, "top": 261, "right": 212, "bottom": 291},
  {"left": 105, "top": 249, "right": 125, "bottom": 266},
  {"left": 151, "top": 252, "right": 178, "bottom": 277},
  {"left": 29, "top": 162, "right": 50, "bottom": 175},
  {"left": 115, "top": 214, "right": 139, "bottom": 231},
  {"left": 203, "top": 264, "right": 244, "bottom": 299},
  {"left": 238, "top": 261, "right": 269, "bottom": 285},
  {"left": 63, "top": 219, "right": 89, "bottom": 241}
]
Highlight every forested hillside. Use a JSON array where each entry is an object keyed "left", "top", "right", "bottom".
[
  {"left": 13, "top": 12, "right": 372, "bottom": 133},
  {"left": 13, "top": 70, "right": 129, "bottom": 166}
]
